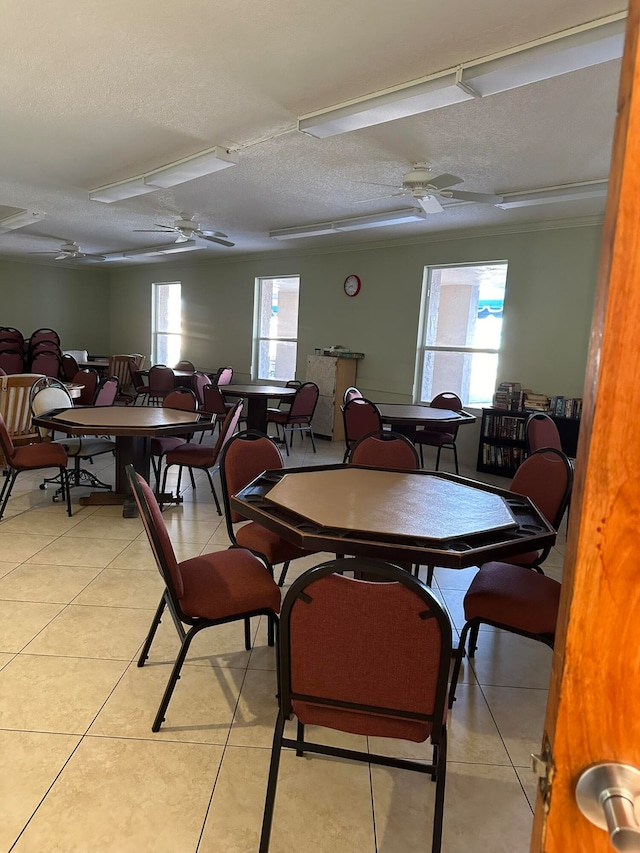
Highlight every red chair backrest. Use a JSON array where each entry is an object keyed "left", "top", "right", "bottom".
[
  {"left": 343, "top": 386, "right": 362, "bottom": 405},
  {"left": 29, "top": 328, "right": 60, "bottom": 350},
  {"left": 163, "top": 388, "right": 197, "bottom": 411},
  {"left": 148, "top": 365, "right": 175, "bottom": 392},
  {"left": 0, "top": 327, "right": 24, "bottom": 345},
  {"left": 350, "top": 430, "right": 419, "bottom": 471},
  {"left": 73, "top": 369, "right": 99, "bottom": 405},
  {"left": 209, "top": 400, "right": 244, "bottom": 462},
  {"left": 93, "top": 376, "right": 119, "bottom": 406},
  {"left": 61, "top": 353, "right": 79, "bottom": 380},
  {"left": 526, "top": 413, "right": 562, "bottom": 453},
  {"left": 30, "top": 350, "right": 61, "bottom": 379},
  {"left": 173, "top": 360, "right": 195, "bottom": 371},
  {"left": 428, "top": 391, "right": 463, "bottom": 437},
  {"left": 191, "top": 371, "right": 210, "bottom": 407},
  {"left": 215, "top": 367, "right": 233, "bottom": 386},
  {"left": 510, "top": 447, "right": 573, "bottom": 529},
  {"left": 342, "top": 398, "right": 383, "bottom": 447},
  {"left": 221, "top": 433, "right": 284, "bottom": 524},
  {"left": 287, "top": 382, "right": 319, "bottom": 420},
  {"left": 202, "top": 383, "right": 229, "bottom": 417},
  {"left": 0, "top": 350, "right": 25, "bottom": 374}
]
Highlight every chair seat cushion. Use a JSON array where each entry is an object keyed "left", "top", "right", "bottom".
[
  {"left": 178, "top": 547, "right": 281, "bottom": 620},
  {"left": 11, "top": 442, "right": 67, "bottom": 470},
  {"left": 150, "top": 437, "right": 186, "bottom": 457},
  {"left": 266, "top": 409, "right": 287, "bottom": 424},
  {"left": 236, "top": 521, "right": 311, "bottom": 564},
  {"left": 164, "top": 442, "right": 213, "bottom": 467},
  {"left": 463, "top": 562, "right": 561, "bottom": 635}
]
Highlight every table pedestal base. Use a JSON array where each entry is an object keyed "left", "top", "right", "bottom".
[{"left": 79, "top": 490, "right": 183, "bottom": 517}]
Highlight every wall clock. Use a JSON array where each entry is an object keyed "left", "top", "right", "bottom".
[{"left": 344, "top": 274, "right": 361, "bottom": 297}]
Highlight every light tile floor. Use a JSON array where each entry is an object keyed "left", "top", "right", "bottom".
[{"left": 0, "top": 434, "right": 563, "bottom": 852}]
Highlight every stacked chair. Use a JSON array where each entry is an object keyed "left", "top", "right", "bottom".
[
  {"left": 0, "top": 328, "right": 26, "bottom": 374},
  {"left": 27, "top": 329, "right": 62, "bottom": 377}
]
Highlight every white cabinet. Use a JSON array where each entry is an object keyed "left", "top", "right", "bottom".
[{"left": 306, "top": 355, "right": 359, "bottom": 441}]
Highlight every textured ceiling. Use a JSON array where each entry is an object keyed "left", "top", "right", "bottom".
[{"left": 0, "top": 0, "right": 625, "bottom": 264}]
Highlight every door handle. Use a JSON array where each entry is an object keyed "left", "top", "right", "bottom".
[{"left": 576, "top": 763, "right": 640, "bottom": 851}]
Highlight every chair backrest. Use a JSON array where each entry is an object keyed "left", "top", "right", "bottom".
[
  {"left": 163, "top": 388, "right": 198, "bottom": 412},
  {"left": 202, "top": 383, "right": 229, "bottom": 417},
  {"left": 0, "top": 367, "right": 6, "bottom": 377},
  {"left": 510, "top": 447, "right": 573, "bottom": 530},
  {"left": 0, "top": 338, "right": 25, "bottom": 353},
  {"left": 349, "top": 430, "right": 419, "bottom": 471},
  {"left": 31, "top": 384, "right": 73, "bottom": 439},
  {"left": 174, "top": 359, "right": 196, "bottom": 372},
  {"left": 129, "top": 354, "right": 146, "bottom": 369},
  {"left": 93, "top": 376, "right": 119, "bottom": 406},
  {"left": 62, "top": 349, "right": 89, "bottom": 362},
  {"left": 220, "top": 431, "right": 284, "bottom": 525},
  {"left": 108, "top": 355, "right": 136, "bottom": 393},
  {"left": 29, "top": 349, "right": 61, "bottom": 378},
  {"left": 278, "top": 558, "right": 452, "bottom": 743},
  {"left": 214, "top": 366, "right": 233, "bottom": 386},
  {"left": 72, "top": 369, "right": 99, "bottom": 405},
  {"left": 343, "top": 386, "right": 363, "bottom": 405},
  {"left": 428, "top": 391, "right": 463, "bottom": 437},
  {"left": 191, "top": 371, "right": 210, "bottom": 407},
  {"left": 61, "top": 353, "right": 79, "bottom": 380},
  {"left": 28, "top": 328, "right": 60, "bottom": 351},
  {"left": 0, "top": 327, "right": 24, "bottom": 345},
  {"left": 126, "top": 466, "right": 185, "bottom": 603},
  {"left": 0, "top": 349, "right": 25, "bottom": 374},
  {"left": 148, "top": 365, "right": 175, "bottom": 392},
  {"left": 287, "top": 382, "right": 319, "bottom": 420},
  {"left": 525, "top": 413, "right": 563, "bottom": 454},
  {"left": 209, "top": 399, "right": 244, "bottom": 464},
  {"left": 342, "top": 397, "right": 383, "bottom": 448},
  {"left": 0, "top": 411, "right": 16, "bottom": 461},
  {"left": 0, "top": 374, "right": 46, "bottom": 448}
]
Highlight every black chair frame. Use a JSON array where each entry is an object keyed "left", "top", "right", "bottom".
[
  {"left": 126, "top": 464, "right": 279, "bottom": 733},
  {"left": 259, "top": 557, "right": 453, "bottom": 853}
]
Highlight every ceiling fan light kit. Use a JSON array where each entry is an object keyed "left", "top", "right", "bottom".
[
  {"left": 0, "top": 210, "right": 46, "bottom": 232},
  {"left": 297, "top": 14, "right": 625, "bottom": 138}
]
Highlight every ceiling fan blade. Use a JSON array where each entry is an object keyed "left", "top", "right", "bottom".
[
  {"left": 55, "top": 253, "right": 68, "bottom": 260},
  {"left": 199, "top": 229, "right": 230, "bottom": 240},
  {"left": 201, "top": 235, "right": 235, "bottom": 247},
  {"left": 132, "top": 229, "right": 173, "bottom": 233},
  {"left": 448, "top": 190, "right": 504, "bottom": 204},
  {"left": 174, "top": 233, "right": 190, "bottom": 243},
  {"left": 351, "top": 181, "right": 402, "bottom": 189},
  {"left": 427, "top": 173, "right": 464, "bottom": 190},
  {"left": 85, "top": 254, "right": 107, "bottom": 261},
  {"left": 27, "top": 251, "right": 57, "bottom": 255},
  {"left": 418, "top": 195, "right": 444, "bottom": 214}
]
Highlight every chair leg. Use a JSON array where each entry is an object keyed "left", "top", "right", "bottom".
[
  {"left": 267, "top": 614, "right": 275, "bottom": 647},
  {"left": 295, "top": 720, "right": 305, "bottom": 757},
  {"left": 61, "top": 467, "right": 72, "bottom": 517},
  {"left": 244, "top": 617, "right": 252, "bottom": 651},
  {"left": 259, "top": 710, "right": 286, "bottom": 853},
  {"left": 431, "top": 728, "right": 448, "bottom": 853},
  {"left": 308, "top": 425, "right": 316, "bottom": 453},
  {"left": 0, "top": 470, "right": 18, "bottom": 520},
  {"left": 468, "top": 623, "right": 480, "bottom": 658},
  {"left": 451, "top": 443, "right": 459, "bottom": 475},
  {"left": 448, "top": 621, "right": 472, "bottom": 709},
  {"left": 435, "top": 446, "right": 442, "bottom": 471},
  {"left": 205, "top": 470, "right": 222, "bottom": 515},
  {"left": 138, "top": 594, "right": 167, "bottom": 666},
  {"left": 426, "top": 565, "right": 435, "bottom": 586},
  {"left": 281, "top": 428, "right": 290, "bottom": 456},
  {"left": 277, "top": 561, "right": 290, "bottom": 587},
  {"left": 152, "top": 622, "right": 202, "bottom": 732}
]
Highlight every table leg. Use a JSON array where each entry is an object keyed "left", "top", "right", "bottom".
[{"left": 245, "top": 398, "right": 269, "bottom": 433}]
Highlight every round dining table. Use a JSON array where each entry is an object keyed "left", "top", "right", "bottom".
[{"left": 222, "top": 384, "right": 297, "bottom": 432}]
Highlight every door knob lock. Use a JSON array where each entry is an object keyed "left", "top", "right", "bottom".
[{"left": 576, "top": 763, "right": 640, "bottom": 852}]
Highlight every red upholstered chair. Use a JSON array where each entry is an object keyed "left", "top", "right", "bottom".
[
  {"left": 341, "top": 397, "right": 383, "bottom": 463},
  {"left": 127, "top": 466, "right": 281, "bottom": 733},
  {"left": 349, "top": 429, "right": 419, "bottom": 471},
  {"left": 259, "top": 557, "right": 453, "bottom": 853},
  {"left": 28, "top": 328, "right": 60, "bottom": 351},
  {"left": 413, "top": 392, "right": 463, "bottom": 473},
  {"left": 61, "top": 353, "right": 79, "bottom": 381},
  {"left": 191, "top": 371, "right": 210, "bottom": 408},
  {"left": 266, "top": 381, "right": 319, "bottom": 456},
  {"left": 211, "top": 366, "right": 233, "bottom": 386},
  {"left": 0, "top": 327, "right": 24, "bottom": 346},
  {"left": 220, "top": 431, "right": 316, "bottom": 587},
  {"left": 199, "top": 382, "right": 236, "bottom": 440},
  {"left": 173, "top": 359, "right": 195, "bottom": 372},
  {"left": 29, "top": 349, "right": 62, "bottom": 378},
  {"left": 150, "top": 388, "right": 198, "bottom": 493},
  {"left": 130, "top": 368, "right": 149, "bottom": 406},
  {"left": 161, "top": 399, "right": 243, "bottom": 513},
  {"left": 0, "top": 349, "right": 25, "bottom": 374},
  {"left": 526, "top": 413, "right": 564, "bottom": 454},
  {"left": 72, "top": 369, "right": 99, "bottom": 406},
  {"left": 92, "top": 376, "right": 119, "bottom": 406},
  {"left": 0, "top": 410, "right": 71, "bottom": 518},
  {"left": 146, "top": 365, "right": 175, "bottom": 406}
]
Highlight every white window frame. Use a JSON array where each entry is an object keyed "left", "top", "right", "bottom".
[
  {"left": 252, "top": 275, "right": 300, "bottom": 382},
  {"left": 152, "top": 281, "right": 181, "bottom": 366},
  {"left": 414, "top": 261, "right": 508, "bottom": 406}
]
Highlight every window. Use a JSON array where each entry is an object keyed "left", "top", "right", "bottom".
[
  {"left": 416, "top": 262, "right": 508, "bottom": 407},
  {"left": 152, "top": 281, "right": 181, "bottom": 366},
  {"left": 253, "top": 276, "right": 300, "bottom": 381}
]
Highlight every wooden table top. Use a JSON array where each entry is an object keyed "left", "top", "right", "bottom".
[
  {"left": 33, "top": 406, "right": 210, "bottom": 438},
  {"left": 377, "top": 404, "right": 476, "bottom": 425},
  {"left": 223, "top": 384, "right": 297, "bottom": 398},
  {"left": 231, "top": 464, "right": 556, "bottom": 568}
]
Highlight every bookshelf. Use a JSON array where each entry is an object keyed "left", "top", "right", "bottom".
[{"left": 477, "top": 408, "right": 580, "bottom": 477}]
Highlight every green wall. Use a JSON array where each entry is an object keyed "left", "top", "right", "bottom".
[
  {"left": 107, "top": 221, "right": 601, "bottom": 402},
  {"left": 0, "top": 258, "right": 111, "bottom": 352}
]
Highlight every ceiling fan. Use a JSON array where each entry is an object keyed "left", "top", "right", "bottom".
[
  {"left": 357, "top": 164, "right": 504, "bottom": 214},
  {"left": 133, "top": 212, "right": 235, "bottom": 247},
  {"left": 28, "top": 241, "right": 106, "bottom": 261}
]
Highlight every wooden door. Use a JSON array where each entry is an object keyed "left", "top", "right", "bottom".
[{"left": 531, "top": 3, "right": 640, "bottom": 850}]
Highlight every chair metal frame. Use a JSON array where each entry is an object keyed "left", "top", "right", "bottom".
[
  {"left": 127, "top": 465, "right": 280, "bottom": 732},
  {"left": 414, "top": 392, "right": 463, "bottom": 474},
  {"left": 267, "top": 381, "right": 319, "bottom": 456},
  {"left": 259, "top": 557, "right": 453, "bottom": 853}
]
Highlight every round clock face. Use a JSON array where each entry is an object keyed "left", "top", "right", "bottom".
[{"left": 344, "top": 274, "right": 361, "bottom": 297}]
